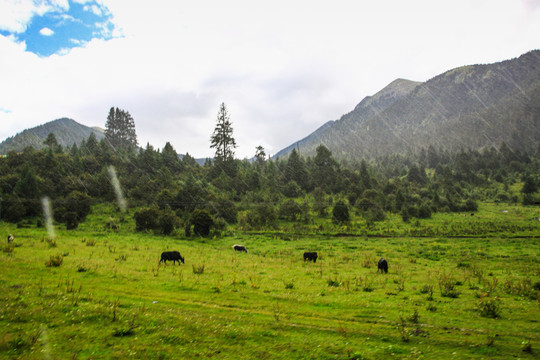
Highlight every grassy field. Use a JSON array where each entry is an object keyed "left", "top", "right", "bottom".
[{"left": 1, "top": 203, "right": 539, "bottom": 359}]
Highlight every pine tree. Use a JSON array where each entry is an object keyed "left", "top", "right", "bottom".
[
  {"left": 210, "top": 103, "right": 236, "bottom": 162},
  {"left": 255, "top": 145, "right": 266, "bottom": 165},
  {"left": 105, "top": 107, "right": 138, "bottom": 151}
]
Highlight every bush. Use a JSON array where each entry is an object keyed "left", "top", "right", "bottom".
[
  {"left": 281, "top": 181, "right": 302, "bottom": 198},
  {"left": 279, "top": 199, "right": 302, "bottom": 221},
  {"left": 158, "top": 209, "right": 180, "bottom": 235},
  {"left": 463, "top": 199, "right": 478, "bottom": 212},
  {"left": 133, "top": 207, "right": 160, "bottom": 231},
  {"left": 478, "top": 296, "right": 501, "bottom": 318},
  {"left": 210, "top": 199, "right": 238, "bottom": 224},
  {"left": 64, "top": 211, "right": 79, "bottom": 230},
  {"left": 1, "top": 198, "right": 26, "bottom": 223},
  {"left": 240, "top": 203, "right": 278, "bottom": 230},
  {"left": 365, "top": 206, "right": 386, "bottom": 222},
  {"left": 417, "top": 205, "right": 432, "bottom": 219},
  {"left": 191, "top": 209, "right": 213, "bottom": 236},
  {"left": 56, "top": 191, "right": 92, "bottom": 229},
  {"left": 45, "top": 254, "right": 63, "bottom": 267},
  {"left": 332, "top": 200, "right": 350, "bottom": 224}
]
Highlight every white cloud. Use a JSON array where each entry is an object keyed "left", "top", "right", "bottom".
[
  {"left": 1, "top": 0, "right": 540, "bottom": 158},
  {"left": 39, "top": 27, "right": 54, "bottom": 36},
  {"left": 0, "top": 0, "right": 69, "bottom": 33}
]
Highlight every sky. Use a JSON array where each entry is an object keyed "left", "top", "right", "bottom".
[{"left": 0, "top": 0, "right": 539, "bottom": 159}]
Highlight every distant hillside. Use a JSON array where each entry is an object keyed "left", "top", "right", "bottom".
[
  {"left": 273, "top": 78, "right": 420, "bottom": 158},
  {"left": 0, "top": 118, "right": 105, "bottom": 154},
  {"left": 274, "top": 50, "right": 540, "bottom": 160}
]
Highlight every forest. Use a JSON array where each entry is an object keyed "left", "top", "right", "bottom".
[{"left": 0, "top": 105, "right": 538, "bottom": 236}]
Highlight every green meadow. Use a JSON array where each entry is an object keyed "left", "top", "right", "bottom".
[{"left": 1, "top": 203, "right": 539, "bottom": 359}]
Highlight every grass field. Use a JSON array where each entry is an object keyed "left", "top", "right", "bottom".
[{"left": 1, "top": 203, "right": 539, "bottom": 359}]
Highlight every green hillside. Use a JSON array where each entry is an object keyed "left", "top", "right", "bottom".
[
  {"left": 0, "top": 118, "right": 104, "bottom": 154},
  {"left": 275, "top": 50, "right": 540, "bottom": 160}
]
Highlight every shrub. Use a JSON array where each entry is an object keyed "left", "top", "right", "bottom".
[
  {"left": 417, "top": 204, "right": 432, "bottom": 219},
  {"left": 281, "top": 181, "right": 302, "bottom": 198},
  {"left": 478, "top": 295, "right": 501, "bottom": 318},
  {"left": 133, "top": 207, "right": 160, "bottom": 231},
  {"left": 192, "top": 264, "right": 205, "bottom": 274},
  {"left": 438, "top": 272, "right": 460, "bottom": 298},
  {"left": 279, "top": 199, "right": 302, "bottom": 221},
  {"left": 2, "top": 198, "right": 26, "bottom": 223},
  {"left": 327, "top": 278, "right": 341, "bottom": 287},
  {"left": 191, "top": 209, "right": 213, "bottom": 236},
  {"left": 45, "top": 254, "right": 63, "bottom": 267},
  {"left": 463, "top": 199, "right": 478, "bottom": 212},
  {"left": 158, "top": 209, "right": 180, "bottom": 235},
  {"left": 365, "top": 206, "right": 386, "bottom": 222},
  {"left": 210, "top": 199, "right": 238, "bottom": 224},
  {"left": 332, "top": 200, "right": 350, "bottom": 224},
  {"left": 55, "top": 191, "right": 92, "bottom": 229},
  {"left": 64, "top": 212, "right": 79, "bottom": 230}
]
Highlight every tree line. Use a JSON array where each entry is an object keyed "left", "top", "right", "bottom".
[{"left": 0, "top": 104, "right": 538, "bottom": 235}]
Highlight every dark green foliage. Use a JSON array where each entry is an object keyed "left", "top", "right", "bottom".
[
  {"left": 281, "top": 181, "right": 302, "bottom": 198},
  {"left": 210, "top": 103, "right": 236, "bottom": 161},
  {"left": 279, "top": 199, "right": 302, "bottom": 221},
  {"left": 105, "top": 107, "right": 138, "bottom": 151},
  {"left": 283, "top": 149, "right": 310, "bottom": 191},
  {"left": 54, "top": 191, "right": 92, "bottom": 229},
  {"left": 417, "top": 204, "right": 432, "bottom": 219},
  {"left": 365, "top": 205, "right": 386, "bottom": 222},
  {"left": 1, "top": 197, "right": 26, "bottom": 223},
  {"left": 312, "top": 145, "right": 339, "bottom": 192},
  {"left": 241, "top": 203, "right": 278, "bottom": 229},
  {"left": 158, "top": 209, "right": 180, "bottom": 235},
  {"left": 209, "top": 199, "right": 237, "bottom": 224},
  {"left": 0, "top": 106, "right": 538, "bottom": 232},
  {"left": 191, "top": 209, "right": 213, "bottom": 237},
  {"left": 133, "top": 207, "right": 160, "bottom": 232},
  {"left": 332, "top": 200, "right": 350, "bottom": 224},
  {"left": 64, "top": 211, "right": 79, "bottom": 230}
]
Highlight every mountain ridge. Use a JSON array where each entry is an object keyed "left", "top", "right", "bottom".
[
  {"left": 0, "top": 118, "right": 105, "bottom": 154},
  {"left": 274, "top": 50, "right": 540, "bottom": 159}
]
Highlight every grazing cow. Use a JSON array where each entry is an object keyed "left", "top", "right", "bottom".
[
  {"left": 159, "top": 251, "right": 184, "bottom": 265},
  {"left": 7, "top": 234, "right": 13, "bottom": 244},
  {"left": 232, "top": 244, "right": 248, "bottom": 253},
  {"left": 303, "top": 251, "right": 318, "bottom": 263},
  {"left": 378, "top": 258, "right": 388, "bottom": 273}
]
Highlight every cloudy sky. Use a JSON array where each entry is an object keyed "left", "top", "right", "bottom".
[{"left": 1, "top": 0, "right": 539, "bottom": 158}]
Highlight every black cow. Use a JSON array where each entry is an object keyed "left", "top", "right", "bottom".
[
  {"left": 378, "top": 258, "right": 388, "bottom": 273},
  {"left": 232, "top": 244, "right": 248, "bottom": 253},
  {"left": 159, "top": 251, "right": 184, "bottom": 265},
  {"left": 303, "top": 252, "right": 318, "bottom": 263},
  {"left": 7, "top": 234, "right": 13, "bottom": 244}
]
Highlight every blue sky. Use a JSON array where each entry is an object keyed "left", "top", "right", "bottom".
[
  {"left": 0, "top": 0, "right": 116, "bottom": 56},
  {"left": 1, "top": 0, "right": 540, "bottom": 158}
]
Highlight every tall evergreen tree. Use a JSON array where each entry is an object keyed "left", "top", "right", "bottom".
[
  {"left": 283, "top": 149, "right": 309, "bottom": 190},
  {"left": 105, "top": 107, "right": 138, "bottom": 151},
  {"left": 210, "top": 103, "right": 236, "bottom": 162},
  {"left": 312, "top": 145, "right": 339, "bottom": 192},
  {"left": 255, "top": 145, "right": 266, "bottom": 166}
]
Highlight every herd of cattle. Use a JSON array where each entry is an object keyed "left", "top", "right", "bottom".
[
  {"left": 159, "top": 243, "right": 390, "bottom": 273},
  {"left": 6, "top": 234, "right": 389, "bottom": 273}
]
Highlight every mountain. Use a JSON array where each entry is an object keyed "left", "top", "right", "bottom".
[
  {"left": 0, "top": 118, "right": 105, "bottom": 154},
  {"left": 274, "top": 50, "right": 540, "bottom": 160}
]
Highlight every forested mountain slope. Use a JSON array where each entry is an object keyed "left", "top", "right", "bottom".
[
  {"left": 0, "top": 118, "right": 104, "bottom": 154},
  {"left": 275, "top": 50, "right": 540, "bottom": 160}
]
